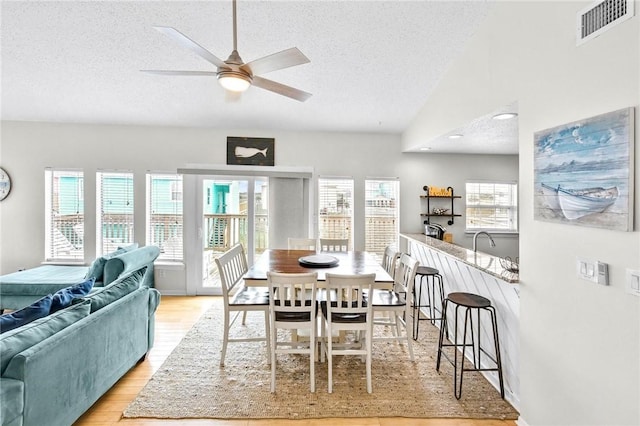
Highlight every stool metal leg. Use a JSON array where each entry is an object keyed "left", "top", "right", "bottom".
[
  {"left": 435, "top": 298, "right": 448, "bottom": 370},
  {"left": 488, "top": 306, "right": 505, "bottom": 398}
]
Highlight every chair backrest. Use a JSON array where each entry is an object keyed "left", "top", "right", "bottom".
[
  {"left": 214, "top": 243, "right": 249, "bottom": 300},
  {"left": 288, "top": 237, "right": 317, "bottom": 250},
  {"left": 395, "top": 254, "right": 419, "bottom": 295},
  {"left": 324, "top": 273, "right": 375, "bottom": 323},
  {"left": 319, "top": 238, "right": 349, "bottom": 252},
  {"left": 267, "top": 271, "right": 318, "bottom": 322},
  {"left": 381, "top": 245, "right": 400, "bottom": 279}
]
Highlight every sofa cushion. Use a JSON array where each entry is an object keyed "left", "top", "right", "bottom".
[
  {"left": 83, "top": 268, "right": 145, "bottom": 313},
  {"left": 85, "top": 257, "right": 107, "bottom": 281},
  {"left": 0, "top": 295, "right": 53, "bottom": 334},
  {"left": 85, "top": 244, "right": 138, "bottom": 282},
  {"left": 50, "top": 278, "right": 95, "bottom": 314},
  {"left": 0, "top": 300, "right": 91, "bottom": 375}
]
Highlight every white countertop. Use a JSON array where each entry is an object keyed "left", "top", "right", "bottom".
[{"left": 401, "top": 233, "right": 519, "bottom": 284}]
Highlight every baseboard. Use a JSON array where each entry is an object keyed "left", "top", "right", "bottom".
[{"left": 516, "top": 415, "right": 530, "bottom": 426}]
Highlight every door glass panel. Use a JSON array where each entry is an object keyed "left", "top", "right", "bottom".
[{"left": 201, "top": 177, "right": 268, "bottom": 290}]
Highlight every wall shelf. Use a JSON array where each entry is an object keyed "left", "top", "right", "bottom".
[{"left": 421, "top": 186, "right": 460, "bottom": 226}]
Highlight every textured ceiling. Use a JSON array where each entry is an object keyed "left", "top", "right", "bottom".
[{"left": 1, "top": 1, "right": 517, "bottom": 153}]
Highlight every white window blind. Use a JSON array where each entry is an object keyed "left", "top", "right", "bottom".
[
  {"left": 318, "top": 178, "right": 353, "bottom": 248},
  {"left": 147, "top": 173, "right": 183, "bottom": 261},
  {"left": 45, "top": 169, "right": 84, "bottom": 261},
  {"left": 97, "top": 171, "right": 134, "bottom": 255},
  {"left": 365, "top": 179, "right": 399, "bottom": 257},
  {"left": 466, "top": 182, "right": 518, "bottom": 232}
]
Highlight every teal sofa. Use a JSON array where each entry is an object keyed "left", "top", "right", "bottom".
[
  {"left": 0, "top": 247, "right": 160, "bottom": 426},
  {"left": 0, "top": 245, "right": 158, "bottom": 311},
  {"left": 0, "top": 246, "right": 160, "bottom": 426}
]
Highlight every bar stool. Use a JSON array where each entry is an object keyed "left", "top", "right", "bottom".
[
  {"left": 412, "top": 265, "right": 444, "bottom": 340},
  {"left": 436, "top": 292, "right": 504, "bottom": 400}
]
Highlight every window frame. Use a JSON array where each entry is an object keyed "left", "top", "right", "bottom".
[
  {"left": 465, "top": 180, "right": 519, "bottom": 234},
  {"left": 147, "top": 172, "right": 184, "bottom": 262},
  {"left": 364, "top": 177, "right": 400, "bottom": 256},
  {"left": 317, "top": 177, "right": 354, "bottom": 250},
  {"left": 96, "top": 170, "right": 135, "bottom": 256},
  {"left": 44, "top": 168, "right": 85, "bottom": 263}
]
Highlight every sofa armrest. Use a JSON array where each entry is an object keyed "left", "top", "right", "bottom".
[
  {"left": 103, "top": 246, "right": 160, "bottom": 285},
  {"left": 0, "top": 378, "right": 24, "bottom": 426}
]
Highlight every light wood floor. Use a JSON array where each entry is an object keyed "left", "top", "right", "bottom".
[{"left": 75, "top": 296, "right": 516, "bottom": 426}]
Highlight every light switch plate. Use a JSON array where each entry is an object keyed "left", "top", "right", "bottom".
[
  {"left": 626, "top": 269, "right": 640, "bottom": 297},
  {"left": 577, "top": 257, "right": 596, "bottom": 282}
]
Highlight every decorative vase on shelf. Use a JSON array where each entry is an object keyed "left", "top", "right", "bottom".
[{"left": 432, "top": 207, "right": 449, "bottom": 215}]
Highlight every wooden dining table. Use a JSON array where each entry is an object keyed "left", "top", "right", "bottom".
[{"left": 243, "top": 249, "right": 393, "bottom": 288}]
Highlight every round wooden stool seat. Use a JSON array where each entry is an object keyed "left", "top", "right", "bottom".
[
  {"left": 446, "top": 292, "right": 491, "bottom": 309},
  {"left": 416, "top": 266, "right": 439, "bottom": 275}
]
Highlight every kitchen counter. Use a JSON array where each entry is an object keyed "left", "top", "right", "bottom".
[
  {"left": 400, "top": 232, "right": 520, "bottom": 408},
  {"left": 401, "top": 233, "right": 519, "bottom": 283}
]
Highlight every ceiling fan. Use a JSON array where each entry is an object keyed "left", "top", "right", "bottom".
[{"left": 142, "top": 0, "right": 311, "bottom": 102}]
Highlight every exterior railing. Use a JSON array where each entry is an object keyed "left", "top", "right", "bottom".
[
  {"left": 204, "top": 214, "right": 269, "bottom": 253},
  {"left": 52, "top": 213, "right": 397, "bottom": 258}
]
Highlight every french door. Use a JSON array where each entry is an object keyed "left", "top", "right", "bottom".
[{"left": 191, "top": 175, "right": 268, "bottom": 295}]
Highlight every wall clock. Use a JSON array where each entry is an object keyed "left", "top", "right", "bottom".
[{"left": 0, "top": 167, "right": 12, "bottom": 201}]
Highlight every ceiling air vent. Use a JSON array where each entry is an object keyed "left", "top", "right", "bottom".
[{"left": 577, "top": 0, "right": 635, "bottom": 45}]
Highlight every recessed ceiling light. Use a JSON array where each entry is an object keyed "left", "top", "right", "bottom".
[
  {"left": 492, "top": 112, "right": 518, "bottom": 120},
  {"left": 448, "top": 134, "right": 463, "bottom": 139},
  {"left": 420, "top": 147, "right": 432, "bottom": 151}
]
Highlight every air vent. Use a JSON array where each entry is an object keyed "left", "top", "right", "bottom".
[{"left": 577, "top": 0, "right": 635, "bottom": 45}]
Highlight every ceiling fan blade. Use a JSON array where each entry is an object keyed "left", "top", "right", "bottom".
[
  {"left": 252, "top": 76, "right": 312, "bottom": 102},
  {"left": 153, "top": 26, "right": 226, "bottom": 68},
  {"left": 241, "top": 47, "right": 310, "bottom": 76},
  {"left": 141, "top": 70, "right": 217, "bottom": 76}
]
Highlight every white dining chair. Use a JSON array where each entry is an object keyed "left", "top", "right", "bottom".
[
  {"left": 375, "top": 245, "right": 401, "bottom": 333},
  {"left": 287, "top": 237, "right": 317, "bottom": 250},
  {"left": 370, "top": 253, "right": 418, "bottom": 361},
  {"left": 215, "top": 243, "right": 271, "bottom": 366},
  {"left": 319, "top": 238, "right": 349, "bottom": 252},
  {"left": 320, "top": 272, "right": 375, "bottom": 393},
  {"left": 267, "top": 271, "right": 318, "bottom": 393}
]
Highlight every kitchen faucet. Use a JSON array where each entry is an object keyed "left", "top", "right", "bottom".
[{"left": 473, "top": 231, "right": 496, "bottom": 253}]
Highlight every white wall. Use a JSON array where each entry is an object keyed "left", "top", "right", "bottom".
[
  {"left": 403, "top": 2, "right": 640, "bottom": 425},
  {"left": 0, "top": 121, "right": 517, "bottom": 285}
]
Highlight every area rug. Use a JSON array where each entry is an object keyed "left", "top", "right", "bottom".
[{"left": 124, "top": 299, "right": 518, "bottom": 420}]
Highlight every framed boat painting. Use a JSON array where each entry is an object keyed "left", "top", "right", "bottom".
[{"left": 534, "top": 107, "right": 634, "bottom": 231}]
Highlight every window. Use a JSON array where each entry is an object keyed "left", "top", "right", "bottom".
[
  {"left": 318, "top": 178, "right": 353, "bottom": 249},
  {"left": 365, "top": 178, "right": 399, "bottom": 257},
  {"left": 147, "top": 173, "right": 183, "bottom": 261},
  {"left": 97, "top": 171, "right": 134, "bottom": 255},
  {"left": 465, "top": 182, "right": 518, "bottom": 232},
  {"left": 45, "top": 169, "right": 84, "bottom": 261}
]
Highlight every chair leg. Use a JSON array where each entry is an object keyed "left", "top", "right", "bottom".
[
  {"left": 310, "top": 320, "right": 316, "bottom": 393},
  {"left": 327, "top": 321, "right": 333, "bottom": 393},
  {"left": 404, "top": 306, "right": 415, "bottom": 362},
  {"left": 264, "top": 309, "right": 272, "bottom": 365},
  {"left": 242, "top": 311, "right": 248, "bottom": 325},
  {"left": 220, "top": 309, "right": 231, "bottom": 367},
  {"left": 270, "top": 319, "right": 277, "bottom": 393},
  {"left": 366, "top": 327, "right": 372, "bottom": 394}
]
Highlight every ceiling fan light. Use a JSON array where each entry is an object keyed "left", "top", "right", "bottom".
[
  {"left": 492, "top": 112, "right": 518, "bottom": 120},
  {"left": 218, "top": 72, "right": 251, "bottom": 92}
]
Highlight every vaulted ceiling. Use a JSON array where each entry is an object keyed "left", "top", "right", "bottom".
[{"left": 1, "top": 1, "right": 517, "bottom": 154}]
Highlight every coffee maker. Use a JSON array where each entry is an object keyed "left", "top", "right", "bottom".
[{"left": 424, "top": 223, "right": 446, "bottom": 240}]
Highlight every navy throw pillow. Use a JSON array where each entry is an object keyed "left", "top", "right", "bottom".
[
  {"left": 0, "top": 295, "right": 53, "bottom": 334},
  {"left": 50, "top": 278, "right": 95, "bottom": 314}
]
